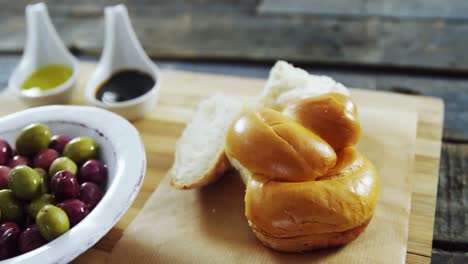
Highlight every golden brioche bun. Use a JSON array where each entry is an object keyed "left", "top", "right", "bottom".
[{"left": 225, "top": 102, "right": 379, "bottom": 252}]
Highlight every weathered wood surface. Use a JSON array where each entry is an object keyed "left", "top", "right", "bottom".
[
  {"left": 435, "top": 144, "right": 468, "bottom": 248},
  {"left": 432, "top": 249, "right": 468, "bottom": 264},
  {"left": 259, "top": 0, "right": 468, "bottom": 19},
  {"left": 0, "top": 56, "right": 465, "bottom": 262},
  {"left": 2, "top": 1, "right": 468, "bottom": 70}
]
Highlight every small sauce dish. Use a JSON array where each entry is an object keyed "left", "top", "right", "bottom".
[
  {"left": 8, "top": 3, "right": 79, "bottom": 106},
  {"left": 85, "top": 5, "right": 160, "bottom": 121}
]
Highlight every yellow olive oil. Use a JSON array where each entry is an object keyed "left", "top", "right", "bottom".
[{"left": 21, "top": 64, "right": 73, "bottom": 92}]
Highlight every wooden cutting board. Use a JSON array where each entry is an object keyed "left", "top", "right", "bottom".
[{"left": 0, "top": 63, "right": 444, "bottom": 263}]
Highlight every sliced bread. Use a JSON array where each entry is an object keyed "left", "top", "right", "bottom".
[{"left": 170, "top": 94, "right": 244, "bottom": 189}]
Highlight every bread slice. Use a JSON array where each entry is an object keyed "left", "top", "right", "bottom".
[
  {"left": 170, "top": 94, "right": 244, "bottom": 189},
  {"left": 259, "top": 60, "right": 350, "bottom": 111}
]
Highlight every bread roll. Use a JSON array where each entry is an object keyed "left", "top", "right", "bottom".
[
  {"left": 225, "top": 106, "right": 379, "bottom": 252},
  {"left": 170, "top": 95, "right": 244, "bottom": 189}
]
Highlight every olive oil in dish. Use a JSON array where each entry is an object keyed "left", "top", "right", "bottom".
[
  {"left": 21, "top": 64, "right": 73, "bottom": 94},
  {"left": 95, "top": 70, "right": 155, "bottom": 104}
]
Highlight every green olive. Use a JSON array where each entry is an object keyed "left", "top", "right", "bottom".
[
  {"left": 49, "top": 157, "right": 77, "bottom": 176},
  {"left": 15, "top": 123, "right": 51, "bottom": 156},
  {"left": 63, "top": 137, "right": 97, "bottom": 165},
  {"left": 36, "top": 205, "right": 70, "bottom": 241},
  {"left": 0, "top": 189, "right": 24, "bottom": 223},
  {"left": 28, "top": 193, "right": 55, "bottom": 219},
  {"left": 35, "top": 168, "right": 50, "bottom": 194},
  {"left": 8, "top": 165, "right": 41, "bottom": 200}
]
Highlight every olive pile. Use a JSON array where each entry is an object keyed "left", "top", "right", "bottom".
[{"left": 0, "top": 123, "right": 107, "bottom": 260}]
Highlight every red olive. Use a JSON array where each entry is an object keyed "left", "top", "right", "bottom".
[
  {"left": 57, "top": 199, "right": 90, "bottom": 226},
  {"left": 7, "top": 155, "right": 31, "bottom": 168},
  {"left": 48, "top": 135, "right": 71, "bottom": 154},
  {"left": 51, "top": 171, "right": 80, "bottom": 201},
  {"left": 0, "top": 140, "right": 12, "bottom": 166},
  {"left": 18, "top": 224, "right": 47, "bottom": 254},
  {"left": 0, "top": 166, "right": 10, "bottom": 190},
  {"left": 0, "top": 222, "right": 21, "bottom": 260},
  {"left": 33, "top": 148, "right": 59, "bottom": 171},
  {"left": 79, "top": 182, "right": 103, "bottom": 209},
  {"left": 78, "top": 159, "right": 107, "bottom": 186}
]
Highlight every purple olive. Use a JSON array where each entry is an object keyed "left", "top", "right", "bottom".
[
  {"left": 0, "top": 140, "right": 12, "bottom": 166},
  {"left": 33, "top": 148, "right": 59, "bottom": 171},
  {"left": 7, "top": 155, "right": 31, "bottom": 168},
  {"left": 78, "top": 159, "right": 107, "bottom": 186},
  {"left": 79, "top": 182, "right": 103, "bottom": 209},
  {"left": 0, "top": 222, "right": 21, "bottom": 260},
  {"left": 51, "top": 171, "right": 80, "bottom": 201},
  {"left": 48, "top": 135, "right": 71, "bottom": 154},
  {"left": 57, "top": 199, "right": 90, "bottom": 226},
  {"left": 0, "top": 166, "right": 10, "bottom": 190},
  {"left": 18, "top": 224, "right": 47, "bottom": 254}
]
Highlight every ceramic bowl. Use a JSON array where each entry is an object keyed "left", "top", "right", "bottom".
[
  {"left": 8, "top": 3, "right": 79, "bottom": 107},
  {"left": 84, "top": 5, "right": 160, "bottom": 121},
  {"left": 0, "top": 105, "right": 146, "bottom": 264}
]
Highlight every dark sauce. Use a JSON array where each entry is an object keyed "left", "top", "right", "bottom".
[{"left": 95, "top": 69, "right": 155, "bottom": 104}]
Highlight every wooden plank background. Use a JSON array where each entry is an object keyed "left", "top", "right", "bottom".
[
  {"left": 1, "top": 0, "right": 468, "bottom": 70},
  {"left": 259, "top": 0, "right": 468, "bottom": 19}
]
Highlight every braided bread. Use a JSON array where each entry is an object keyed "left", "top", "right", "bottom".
[{"left": 225, "top": 93, "right": 379, "bottom": 252}]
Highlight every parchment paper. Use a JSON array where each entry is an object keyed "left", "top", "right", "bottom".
[{"left": 109, "top": 107, "right": 418, "bottom": 264}]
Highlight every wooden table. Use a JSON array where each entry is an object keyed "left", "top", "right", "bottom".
[
  {"left": 2, "top": 1, "right": 468, "bottom": 71},
  {"left": 0, "top": 55, "right": 466, "bottom": 263}
]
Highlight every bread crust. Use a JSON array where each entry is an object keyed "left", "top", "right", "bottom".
[
  {"left": 283, "top": 93, "right": 361, "bottom": 151},
  {"left": 250, "top": 217, "right": 372, "bottom": 252},
  {"left": 225, "top": 108, "right": 336, "bottom": 182}
]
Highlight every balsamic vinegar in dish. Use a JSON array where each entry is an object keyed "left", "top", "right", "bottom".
[{"left": 95, "top": 69, "right": 155, "bottom": 104}]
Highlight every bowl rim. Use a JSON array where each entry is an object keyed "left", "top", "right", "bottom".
[{"left": 0, "top": 105, "right": 146, "bottom": 264}]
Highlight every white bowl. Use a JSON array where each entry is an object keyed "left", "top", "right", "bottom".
[{"left": 0, "top": 105, "right": 146, "bottom": 264}]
